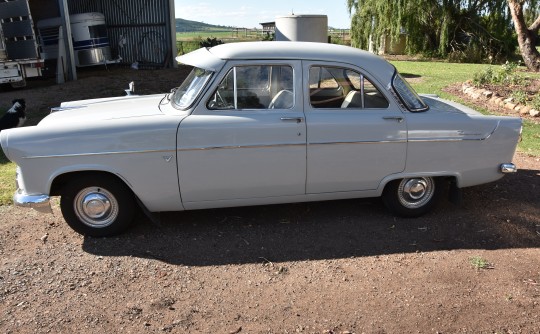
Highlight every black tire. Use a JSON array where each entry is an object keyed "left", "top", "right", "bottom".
[
  {"left": 382, "top": 177, "right": 444, "bottom": 218},
  {"left": 60, "top": 174, "right": 135, "bottom": 237}
]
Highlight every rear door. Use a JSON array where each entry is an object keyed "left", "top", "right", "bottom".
[{"left": 303, "top": 61, "right": 407, "bottom": 193}]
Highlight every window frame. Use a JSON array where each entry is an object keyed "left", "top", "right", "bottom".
[
  {"left": 307, "top": 64, "right": 389, "bottom": 110},
  {"left": 206, "top": 63, "right": 296, "bottom": 111}
]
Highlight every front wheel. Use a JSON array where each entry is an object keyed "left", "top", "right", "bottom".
[
  {"left": 60, "top": 175, "right": 135, "bottom": 237},
  {"left": 382, "top": 177, "right": 443, "bottom": 218}
]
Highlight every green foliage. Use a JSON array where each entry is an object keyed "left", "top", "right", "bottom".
[
  {"left": 0, "top": 152, "right": 15, "bottom": 206},
  {"left": 531, "top": 94, "right": 540, "bottom": 110},
  {"left": 472, "top": 61, "right": 523, "bottom": 86},
  {"left": 473, "top": 66, "right": 494, "bottom": 86},
  {"left": 470, "top": 256, "right": 492, "bottom": 270},
  {"left": 511, "top": 90, "right": 528, "bottom": 104},
  {"left": 199, "top": 37, "right": 224, "bottom": 48},
  {"left": 262, "top": 33, "right": 274, "bottom": 41},
  {"left": 346, "top": 0, "right": 519, "bottom": 61}
]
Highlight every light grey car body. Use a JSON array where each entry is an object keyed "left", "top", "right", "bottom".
[{"left": 0, "top": 42, "right": 521, "bottom": 235}]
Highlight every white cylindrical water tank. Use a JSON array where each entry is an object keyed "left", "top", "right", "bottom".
[{"left": 275, "top": 15, "right": 328, "bottom": 43}]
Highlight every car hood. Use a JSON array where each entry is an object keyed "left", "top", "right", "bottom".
[{"left": 38, "top": 94, "right": 167, "bottom": 127}]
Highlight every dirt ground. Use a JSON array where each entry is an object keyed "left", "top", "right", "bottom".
[{"left": 0, "top": 65, "right": 539, "bottom": 333}]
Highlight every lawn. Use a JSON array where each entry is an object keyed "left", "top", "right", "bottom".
[{"left": 0, "top": 60, "right": 538, "bottom": 205}]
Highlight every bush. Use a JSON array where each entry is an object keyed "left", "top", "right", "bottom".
[
  {"left": 473, "top": 66, "right": 494, "bottom": 87},
  {"left": 531, "top": 95, "right": 540, "bottom": 110},
  {"left": 511, "top": 90, "right": 528, "bottom": 104},
  {"left": 199, "top": 37, "right": 224, "bottom": 48},
  {"left": 472, "top": 61, "right": 523, "bottom": 87}
]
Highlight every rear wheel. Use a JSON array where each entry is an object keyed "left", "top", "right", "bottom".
[
  {"left": 60, "top": 175, "right": 135, "bottom": 237},
  {"left": 382, "top": 177, "right": 443, "bottom": 217}
]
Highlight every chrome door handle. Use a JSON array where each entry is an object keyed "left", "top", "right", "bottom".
[
  {"left": 280, "top": 117, "right": 304, "bottom": 123},
  {"left": 383, "top": 116, "right": 404, "bottom": 123}
]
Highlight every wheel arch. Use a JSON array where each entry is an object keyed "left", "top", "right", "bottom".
[
  {"left": 50, "top": 170, "right": 132, "bottom": 196},
  {"left": 378, "top": 173, "right": 460, "bottom": 195}
]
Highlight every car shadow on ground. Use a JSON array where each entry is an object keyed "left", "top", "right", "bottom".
[{"left": 82, "top": 169, "right": 540, "bottom": 266}]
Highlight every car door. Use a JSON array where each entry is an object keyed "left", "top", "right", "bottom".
[
  {"left": 303, "top": 61, "right": 407, "bottom": 193},
  {"left": 177, "top": 60, "right": 306, "bottom": 206}
]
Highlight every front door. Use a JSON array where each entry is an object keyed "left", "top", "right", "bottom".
[{"left": 177, "top": 61, "right": 307, "bottom": 205}]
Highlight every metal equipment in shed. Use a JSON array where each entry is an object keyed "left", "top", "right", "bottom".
[
  {"left": 37, "top": 12, "right": 118, "bottom": 67},
  {"left": 0, "top": 0, "right": 43, "bottom": 87}
]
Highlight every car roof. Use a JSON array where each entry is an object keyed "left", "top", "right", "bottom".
[{"left": 176, "top": 41, "right": 396, "bottom": 78}]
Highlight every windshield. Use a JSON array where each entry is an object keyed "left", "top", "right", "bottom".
[
  {"left": 392, "top": 72, "right": 428, "bottom": 112},
  {"left": 172, "top": 67, "right": 213, "bottom": 109}
]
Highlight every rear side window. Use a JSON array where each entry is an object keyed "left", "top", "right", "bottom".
[
  {"left": 309, "top": 66, "right": 389, "bottom": 109},
  {"left": 392, "top": 72, "right": 428, "bottom": 111},
  {"left": 207, "top": 65, "right": 294, "bottom": 110}
]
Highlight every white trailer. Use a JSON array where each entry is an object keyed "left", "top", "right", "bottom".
[
  {"left": 37, "top": 12, "right": 118, "bottom": 67},
  {"left": 0, "top": 0, "right": 43, "bottom": 88}
]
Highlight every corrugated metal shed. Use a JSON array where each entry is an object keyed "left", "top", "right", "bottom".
[{"left": 67, "top": 0, "right": 176, "bottom": 67}]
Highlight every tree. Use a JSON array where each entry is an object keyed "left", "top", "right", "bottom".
[
  {"left": 346, "top": 0, "right": 515, "bottom": 61},
  {"left": 507, "top": 0, "right": 540, "bottom": 71}
]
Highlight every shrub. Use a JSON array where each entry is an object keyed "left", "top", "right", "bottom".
[
  {"left": 473, "top": 66, "right": 494, "bottom": 87},
  {"left": 199, "top": 37, "right": 224, "bottom": 48},
  {"left": 531, "top": 94, "right": 540, "bottom": 111},
  {"left": 511, "top": 90, "right": 528, "bottom": 104},
  {"left": 472, "top": 61, "right": 523, "bottom": 87}
]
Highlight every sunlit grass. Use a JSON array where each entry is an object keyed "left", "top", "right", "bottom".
[{"left": 0, "top": 151, "right": 15, "bottom": 205}]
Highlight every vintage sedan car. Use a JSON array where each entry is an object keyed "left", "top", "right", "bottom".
[{"left": 0, "top": 42, "right": 522, "bottom": 236}]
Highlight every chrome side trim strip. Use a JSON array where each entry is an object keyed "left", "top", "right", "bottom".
[
  {"left": 179, "top": 140, "right": 406, "bottom": 152},
  {"left": 309, "top": 140, "right": 407, "bottom": 145},
  {"left": 409, "top": 121, "right": 500, "bottom": 143},
  {"left": 50, "top": 106, "right": 88, "bottom": 113},
  {"left": 177, "top": 143, "right": 306, "bottom": 151},
  {"left": 23, "top": 148, "right": 177, "bottom": 159}
]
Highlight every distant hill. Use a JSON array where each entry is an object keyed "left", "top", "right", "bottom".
[{"left": 175, "top": 18, "right": 235, "bottom": 32}]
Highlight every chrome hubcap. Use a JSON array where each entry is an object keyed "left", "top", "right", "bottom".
[
  {"left": 74, "top": 187, "right": 119, "bottom": 228},
  {"left": 397, "top": 177, "right": 435, "bottom": 209}
]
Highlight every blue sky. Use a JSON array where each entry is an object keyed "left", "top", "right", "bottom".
[{"left": 174, "top": 0, "right": 351, "bottom": 29}]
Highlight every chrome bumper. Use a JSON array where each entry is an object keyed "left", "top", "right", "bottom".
[
  {"left": 500, "top": 163, "right": 517, "bottom": 174},
  {"left": 13, "top": 189, "right": 52, "bottom": 214}
]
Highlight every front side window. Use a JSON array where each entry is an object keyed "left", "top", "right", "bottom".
[
  {"left": 309, "top": 66, "right": 389, "bottom": 109},
  {"left": 392, "top": 72, "right": 428, "bottom": 111},
  {"left": 207, "top": 65, "right": 294, "bottom": 110},
  {"left": 172, "top": 67, "right": 213, "bottom": 109}
]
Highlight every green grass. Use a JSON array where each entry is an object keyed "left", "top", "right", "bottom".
[
  {"left": 392, "top": 60, "right": 540, "bottom": 157},
  {"left": 0, "top": 152, "right": 15, "bottom": 205},
  {"left": 391, "top": 60, "right": 490, "bottom": 98},
  {"left": 176, "top": 30, "right": 262, "bottom": 55},
  {"left": 176, "top": 30, "right": 262, "bottom": 42},
  {"left": 469, "top": 256, "right": 493, "bottom": 270},
  {"left": 521, "top": 121, "right": 540, "bottom": 155}
]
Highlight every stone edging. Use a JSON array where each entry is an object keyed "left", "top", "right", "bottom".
[{"left": 461, "top": 82, "right": 539, "bottom": 117}]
